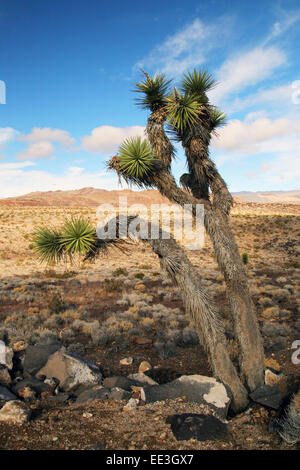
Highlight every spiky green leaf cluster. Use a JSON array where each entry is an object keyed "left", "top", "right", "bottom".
[
  {"left": 116, "top": 136, "right": 160, "bottom": 186},
  {"left": 134, "top": 73, "right": 172, "bottom": 111},
  {"left": 209, "top": 107, "right": 227, "bottom": 130},
  {"left": 32, "top": 227, "right": 64, "bottom": 264},
  {"left": 32, "top": 217, "right": 98, "bottom": 264},
  {"left": 166, "top": 87, "right": 203, "bottom": 133},
  {"left": 181, "top": 69, "right": 215, "bottom": 97},
  {"left": 60, "top": 218, "right": 97, "bottom": 255}
]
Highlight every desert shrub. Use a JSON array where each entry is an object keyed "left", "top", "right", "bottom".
[
  {"left": 48, "top": 293, "right": 66, "bottom": 314},
  {"left": 103, "top": 278, "right": 123, "bottom": 292},
  {"left": 242, "top": 252, "right": 249, "bottom": 265},
  {"left": 134, "top": 272, "right": 145, "bottom": 279},
  {"left": 113, "top": 267, "right": 128, "bottom": 277}
]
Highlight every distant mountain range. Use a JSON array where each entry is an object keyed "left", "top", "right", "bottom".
[{"left": 0, "top": 187, "right": 299, "bottom": 207}]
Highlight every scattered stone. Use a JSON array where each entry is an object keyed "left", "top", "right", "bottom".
[
  {"left": 0, "top": 385, "right": 17, "bottom": 401},
  {"left": 138, "top": 361, "right": 151, "bottom": 373},
  {"left": 141, "top": 375, "right": 232, "bottom": 419},
  {"left": 128, "top": 372, "right": 158, "bottom": 386},
  {"left": 0, "top": 345, "right": 13, "bottom": 370},
  {"left": 76, "top": 386, "right": 110, "bottom": 403},
  {"left": 23, "top": 343, "right": 61, "bottom": 375},
  {"left": 12, "top": 378, "right": 51, "bottom": 397},
  {"left": 265, "top": 369, "right": 286, "bottom": 388},
  {"left": 17, "top": 386, "right": 36, "bottom": 400},
  {"left": 134, "top": 337, "right": 152, "bottom": 345},
  {"left": 123, "top": 397, "right": 139, "bottom": 411},
  {"left": 120, "top": 357, "right": 133, "bottom": 366},
  {"left": 37, "top": 348, "right": 102, "bottom": 391},
  {"left": 249, "top": 385, "right": 286, "bottom": 410},
  {"left": 0, "top": 400, "right": 31, "bottom": 425},
  {"left": 264, "top": 358, "right": 281, "bottom": 371},
  {"left": 109, "top": 387, "right": 131, "bottom": 401},
  {"left": 166, "top": 413, "right": 229, "bottom": 442},
  {"left": 103, "top": 376, "right": 139, "bottom": 391},
  {"left": 261, "top": 306, "right": 280, "bottom": 319},
  {"left": 12, "top": 341, "right": 27, "bottom": 352},
  {"left": 82, "top": 412, "right": 93, "bottom": 418},
  {"left": 85, "top": 442, "right": 106, "bottom": 450},
  {"left": 0, "top": 367, "right": 11, "bottom": 386}
]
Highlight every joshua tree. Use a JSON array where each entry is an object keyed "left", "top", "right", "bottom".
[{"left": 33, "top": 69, "right": 265, "bottom": 412}]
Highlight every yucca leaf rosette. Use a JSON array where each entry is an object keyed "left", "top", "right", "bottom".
[
  {"left": 134, "top": 72, "right": 172, "bottom": 112},
  {"left": 32, "top": 227, "right": 64, "bottom": 264},
  {"left": 181, "top": 69, "right": 216, "bottom": 98},
  {"left": 59, "top": 217, "right": 97, "bottom": 255},
  {"left": 166, "top": 87, "right": 203, "bottom": 134},
  {"left": 108, "top": 136, "right": 161, "bottom": 187}
]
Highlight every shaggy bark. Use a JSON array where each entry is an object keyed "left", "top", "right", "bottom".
[
  {"left": 109, "top": 215, "right": 249, "bottom": 412},
  {"left": 147, "top": 111, "right": 265, "bottom": 393},
  {"left": 276, "top": 388, "right": 300, "bottom": 444}
]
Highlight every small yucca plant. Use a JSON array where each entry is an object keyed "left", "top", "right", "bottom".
[
  {"left": 60, "top": 217, "right": 97, "bottom": 255},
  {"left": 32, "top": 227, "right": 64, "bottom": 264},
  {"left": 32, "top": 217, "right": 97, "bottom": 264}
]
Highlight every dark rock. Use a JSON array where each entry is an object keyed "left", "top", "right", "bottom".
[
  {"left": 144, "top": 368, "right": 181, "bottom": 385},
  {"left": 109, "top": 387, "right": 131, "bottom": 401},
  {"left": 141, "top": 375, "right": 232, "bottom": 419},
  {"left": 249, "top": 385, "right": 286, "bottom": 410},
  {"left": 76, "top": 386, "right": 110, "bottom": 403},
  {"left": 12, "top": 378, "right": 51, "bottom": 397},
  {"left": 36, "top": 348, "right": 102, "bottom": 391},
  {"left": 166, "top": 413, "right": 229, "bottom": 441},
  {"left": 47, "top": 393, "right": 70, "bottom": 403},
  {"left": 85, "top": 441, "right": 106, "bottom": 450},
  {"left": 262, "top": 323, "right": 291, "bottom": 337},
  {"left": 0, "top": 385, "right": 17, "bottom": 401},
  {"left": 103, "top": 376, "right": 140, "bottom": 391},
  {"left": 23, "top": 343, "right": 61, "bottom": 375}
]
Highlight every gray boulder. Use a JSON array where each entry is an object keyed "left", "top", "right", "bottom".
[
  {"left": 249, "top": 385, "right": 286, "bottom": 410},
  {"left": 23, "top": 343, "right": 61, "bottom": 375},
  {"left": 76, "top": 386, "right": 110, "bottom": 403},
  {"left": 0, "top": 385, "right": 17, "bottom": 401},
  {"left": 141, "top": 375, "right": 232, "bottom": 419},
  {"left": 166, "top": 413, "right": 229, "bottom": 442},
  {"left": 37, "top": 348, "right": 102, "bottom": 391}
]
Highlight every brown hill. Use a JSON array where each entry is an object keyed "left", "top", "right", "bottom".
[{"left": 0, "top": 187, "right": 299, "bottom": 207}]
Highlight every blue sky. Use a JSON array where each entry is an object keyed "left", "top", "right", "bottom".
[{"left": 0, "top": 0, "right": 299, "bottom": 197}]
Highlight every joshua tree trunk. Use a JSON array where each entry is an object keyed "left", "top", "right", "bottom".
[
  {"left": 146, "top": 112, "right": 265, "bottom": 393},
  {"left": 112, "top": 215, "right": 249, "bottom": 412}
]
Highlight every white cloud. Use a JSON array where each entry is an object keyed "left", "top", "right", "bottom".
[
  {"left": 19, "top": 127, "right": 75, "bottom": 147},
  {"left": 213, "top": 117, "right": 299, "bottom": 154},
  {"left": 213, "top": 116, "right": 300, "bottom": 184},
  {"left": 18, "top": 141, "right": 55, "bottom": 160},
  {"left": 17, "top": 127, "right": 77, "bottom": 161},
  {"left": 135, "top": 17, "right": 230, "bottom": 76},
  {"left": 0, "top": 163, "right": 119, "bottom": 198},
  {"left": 208, "top": 47, "right": 286, "bottom": 104},
  {"left": 81, "top": 125, "right": 145, "bottom": 155},
  {"left": 227, "top": 81, "right": 297, "bottom": 114},
  {"left": 0, "top": 127, "right": 19, "bottom": 149},
  {"left": 263, "top": 10, "right": 300, "bottom": 45}
]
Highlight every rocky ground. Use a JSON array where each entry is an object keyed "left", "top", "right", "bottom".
[{"left": 0, "top": 202, "right": 299, "bottom": 450}]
